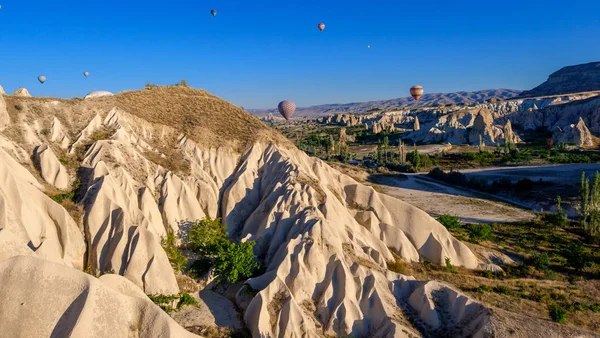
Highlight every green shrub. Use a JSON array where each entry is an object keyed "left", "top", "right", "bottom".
[
  {"left": 51, "top": 191, "right": 74, "bottom": 204},
  {"left": 387, "top": 258, "right": 406, "bottom": 274},
  {"left": 531, "top": 252, "right": 550, "bottom": 271},
  {"left": 492, "top": 285, "right": 511, "bottom": 295},
  {"left": 437, "top": 215, "right": 461, "bottom": 230},
  {"left": 187, "top": 217, "right": 260, "bottom": 285},
  {"left": 161, "top": 233, "right": 188, "bottom": 273},
  {"left": 477, "top": 284, "right": 493, "bottom": 293},
  {"left": 177, "top": 292, "right": 198, "bottom": 309},
  {"left": 188, "top": 217, "right": 228, "bottom": 256},
  {"left": 540, "top": 212, "right": 568, "bottom": 228},
  {"left": 468, "top": 224, "right": 493, "bottom": 243},
  {"left": 563, "top": 242, "right": 590, "bottom": 271},
  {"left": 445, "top": 257, "right": 456, "bottom": 273},
  {"left": 549, "top": 303, "right": 568, "bottom": 323},
  {"left": 214, "top": 240, "right": 260, "bottom": 284},
  {"left": 189, "top": 257, "right": 212, "bottom": 278}
]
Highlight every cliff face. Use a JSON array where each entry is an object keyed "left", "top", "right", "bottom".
[{"left": 519, "top": 62, "right": 600, "bottom": 98}]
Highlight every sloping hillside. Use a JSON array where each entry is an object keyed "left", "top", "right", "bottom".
[
  {"left": 0, "top": 85, "right": 593, "bottom": 337},
  {"left": 519, "top": 62, "right": 600, "bottom": 98},
  {"left": 250, "top": 89, "right": 522, "bottom": 117}
]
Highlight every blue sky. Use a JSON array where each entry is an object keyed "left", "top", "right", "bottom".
[{"left": 0, "top": 0, "right": 599, "bottom": 108}]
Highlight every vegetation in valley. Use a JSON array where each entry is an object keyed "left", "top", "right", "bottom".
[
  {"left": 397, "top": 205, "right": 600, "bottom": 331},
  {"left": 148, "top": 292, "right": 198, "bottom": 312},
  {"left": 162, "top": 217, "right": 260, "bottom": 286}
]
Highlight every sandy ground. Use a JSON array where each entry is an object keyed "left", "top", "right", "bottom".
[
  {"left": 370, "top": 174, "right": 535, "bottom": 224},
  {"left": 461, "top": 163, "right": 600, "bottom": 184}
]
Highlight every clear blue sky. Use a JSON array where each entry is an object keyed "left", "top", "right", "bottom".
[{"left": 1, "top": 0, "right": 599, "bottom": 108}]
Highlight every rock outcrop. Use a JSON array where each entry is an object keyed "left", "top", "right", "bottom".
[
  {"left": 0, "top": 147, "right": 85, "bottom": 268},
  {"left": 553, "top": 117, "right": 595, "bottom": 147},
  {"left": 520, "top": 61, "right": 600, "bottom": 98},
  {"left": 33, "top": 144, "right": 69, "bottom": 190},
  {"left": 0, "top": 255, "right": 197, "bottom": 338},
  {"left": 12, "top": 88, "right": 31, "bottom": 97},
  {"left": 0, "top": 95, "right": 8, "bottom": 131},
  {"left": 414, "top": 116, "right": 420, "bottom": 131},
  {"left": 84, "top": 90, "right": 114, "bottom": 99},
  {"left": 468, "top": 110, "right": 496, "bottom": 145}
]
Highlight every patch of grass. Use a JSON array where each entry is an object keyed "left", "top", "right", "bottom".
[
  {"left": 149, "top": 292, "right": 198, "bottom": 313},
  {"left": 467, "top": 223, "right": 493, "bottom": 243},
  {"left": 437, "top": 215, "right": 461, "bottom": 231},
  {"left": 549, "top": 303, "right": 568, "bottom": 323},
  {"left": 445, "top": 257, "right": 456, "bottom": 273},
  {"left": 51, "top": 191, "right": 74, "bottom": 204},
  {"left": 144, "top": 147, "right": 190, "bottom": 176},
  {"left": 387, "top": 256, "right": 407, "bottom": 274},
  {"left": 531, "top": 252, "right": 550, "bottom": 271},
  {"left": 177, "top": 292, "right": 198, "bottom": 309}
]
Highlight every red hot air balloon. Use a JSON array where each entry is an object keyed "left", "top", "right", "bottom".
[
  {"left": 318, "top": 23, "right": 325, "bottom": 31},
  {"left": 410, "top": 85, "right": 424, "bottom": 101},
  {"left": 278, "top": 100, "right": 296, "bottom": 120}
]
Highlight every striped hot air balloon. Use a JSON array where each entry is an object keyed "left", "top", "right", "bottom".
[
  {"left": 318, "top": 23, "right": 325, "bottom": 31},
  {"left": 410, "top": 85, "right": 424, "bottom": 101},
  {"left": 278, "top": 100, "right": 296, "bottom": 120}
]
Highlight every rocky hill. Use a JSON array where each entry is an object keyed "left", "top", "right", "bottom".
[
  {"left": 250, "top": 89, "right": 522, "bottom": 117},
  {"left": 519, "top": 61, "right": 600, "bottom": 98},
  {"left": 1, "top": 85, "right": 590, "bottom": 337}
]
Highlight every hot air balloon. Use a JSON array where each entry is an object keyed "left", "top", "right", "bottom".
[
  {"left": 278, "top": 100, "right": 296, "bottom": 120},
  {"left": 38, "top": 75, "right": 46, "bottom": 84},
  {"left": 318, "top": 23, "right": 325, "bottom": 31},
  {"left": 367, "top": 45, "right": 371, "bottom": 49},
  {"left": 211, "top": 9, "right": 217, "bottom": 16},
  {"left": 410, "top": 85, "right": 424, "bottom": 101},
  {"left": 83, "top": 72, "right": 89, "bottom": 78}
]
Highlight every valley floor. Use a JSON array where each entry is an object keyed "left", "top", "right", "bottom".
[{"left": 368, "top": 174, "right": 534, "bottom": 224}]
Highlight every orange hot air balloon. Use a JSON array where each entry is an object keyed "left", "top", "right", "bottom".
[
  {"left": 410, "top": 85, "right": 424, "bottom": 101},
  {"left": 318, "top": 23, "right": 325, "bottom": 31}
]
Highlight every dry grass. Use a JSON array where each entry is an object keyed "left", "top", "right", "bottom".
[
  {"left": 107, "top": 86, "right": 289, "bottom": 151},
  {"left": 268, "top": 291, "right": 288, "bottom": 330},
  {"left": 185, "top": 325, "right": 251, "bottom": 338},
  {"left": 144, "top": 146, "right": 190, "bottom": 176},
  {"left": 3, "top": 86, "right": 291, "bottom": 156},
  {"left": 389, "top": 219, "right": 600, "bottom": 333}
]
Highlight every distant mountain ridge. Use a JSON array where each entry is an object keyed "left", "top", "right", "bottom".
[
  {"left": 519, "top": 61, "right": 600, "bottom": 98},
  {"left": 250, "top": 89, "right": 522, "bottom": 117}
]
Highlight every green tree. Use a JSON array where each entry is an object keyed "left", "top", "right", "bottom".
[
  {"left": 186, "top": 217, "right": 260, "bottom": 284},
  {"left": 408, "top": 146, "right": 421, "bottom": 171},
  {"left": 383, "top": 136, "right": 389, "bottom": 163},
  {"left": 188, "top": 217, "right": 228, "bottom": 256},
  {"left": 214, "top": 241, "right": 260, "bottom": 284},
  {"left": 581, "top": 172, "right": 590, "bottom": 228},
  {"left": 161, "top": 233, "right": 188, "bottom": 273}
]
